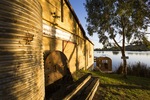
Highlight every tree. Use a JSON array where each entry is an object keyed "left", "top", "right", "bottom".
[
  {"left": 84, "top": 0, "right": 150, "bottom": 78},
  {"left": 142, "top": 35, "right": 150, "bottom": 49}
]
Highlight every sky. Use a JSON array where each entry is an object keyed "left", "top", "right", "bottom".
[
  {"left": 69, "top": 0, "right": 102, "bottom": 48},
  {"left": 69, "top": 0, "right": 150, "bottom": 49}
]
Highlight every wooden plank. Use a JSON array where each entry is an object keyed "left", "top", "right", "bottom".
[
  {"left": 75, "top": 77, "right": 99, "bottom": 100},
  {"left": 50, "top": 73, "right": 91, "bottom": 100}
]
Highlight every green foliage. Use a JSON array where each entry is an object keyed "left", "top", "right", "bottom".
[
  {"left": 85, "top": 0, "right": 150, "bottom": 77},
  {"left": 84, "top": 0, "right": 150, "bottom": 47}
]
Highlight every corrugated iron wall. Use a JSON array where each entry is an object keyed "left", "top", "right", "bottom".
[{"left": 0, "top": 0, "right": 44, "bottom": 99}]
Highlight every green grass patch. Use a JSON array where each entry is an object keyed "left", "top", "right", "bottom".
[{"left": 81, "top": 70, "right": 150, "bottom": 100}]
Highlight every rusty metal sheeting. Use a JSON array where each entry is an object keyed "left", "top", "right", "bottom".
[{"left": 0, "top": 0, "right": 44, "bottom": 99}]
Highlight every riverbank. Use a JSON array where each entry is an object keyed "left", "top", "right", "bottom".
[{"left": 74, "top": 70, "right": 150, "bottom": 100}]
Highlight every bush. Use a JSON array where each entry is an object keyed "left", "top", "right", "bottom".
[
  {"left": 115, "top": 62, "right": 150, "bottom": 78},
  {"left": 115, "top": 63, "right": 123, "bottom": 74}
]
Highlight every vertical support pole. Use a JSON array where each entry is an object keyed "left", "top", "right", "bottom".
[{"left": 61, "top": 0, "right": 64, "bottom": 22}]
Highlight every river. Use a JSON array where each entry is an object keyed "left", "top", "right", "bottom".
[{"left": 94, "top": 51, "right": 150, "bottom": 71}]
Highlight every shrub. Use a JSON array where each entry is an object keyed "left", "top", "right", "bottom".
[
  {"left": 115, "top": 62, "right": 150, "bottom": 78},
  {"left": 115, "top": 63, "right": 123, "bottom": 74}
]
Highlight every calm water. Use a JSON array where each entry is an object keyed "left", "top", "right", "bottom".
[{"left": 94, "top": 51, "right": 150, "bottom": 71}]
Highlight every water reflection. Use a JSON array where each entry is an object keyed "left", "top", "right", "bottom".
[
  {"left": 94, "top": 51, "right": 150, "bottom": 71},
  {"left": 112, "top": 51, "right": 119, "bottom": 55},
  {"left": 127, "top": 51, "right": 150, "bottom": 56},
  {"left": 96, "top": 51, "right": 104, "bottom": 53}
]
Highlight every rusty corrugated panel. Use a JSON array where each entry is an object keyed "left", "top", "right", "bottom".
[{"left": 0, "top": 0, "right": 44, "bottom": 100}]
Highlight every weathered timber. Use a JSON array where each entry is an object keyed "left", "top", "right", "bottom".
[{"left": 49, "top": 73, "right": 99, "bottom": 100}]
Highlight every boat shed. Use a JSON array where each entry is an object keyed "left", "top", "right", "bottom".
[
  {"left": 40, "top": 0, "right": 94, "bottom": 73},
  {"left": 96, "top": 57, "right": 112, "bottom": 72},
  {"left": 0, "top": 0, "right": 94, "bottom": 99}
]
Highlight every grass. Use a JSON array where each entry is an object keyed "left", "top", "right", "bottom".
[{"left": 75, "top": 70, "right": 150, "bottom": 100}]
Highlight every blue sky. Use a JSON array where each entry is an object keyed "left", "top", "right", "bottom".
[
  {"left": 69, "top": 0, "right": 150, "bottom": 49},
  {"left": 69, "top": 0, "right": 102, "bottom": 48}
]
